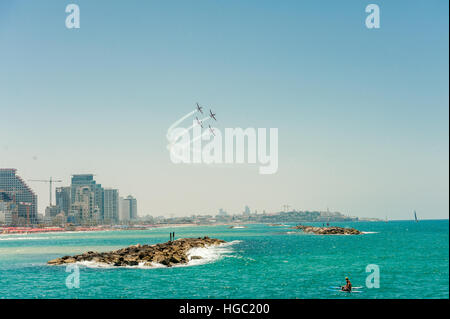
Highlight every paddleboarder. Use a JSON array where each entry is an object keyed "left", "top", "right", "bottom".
[{"left": 341, "top": 277, "right": 352, "bottom": 292}]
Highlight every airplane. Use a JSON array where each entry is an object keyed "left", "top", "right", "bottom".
[
  {"left": 195, "top": 116, "right": 203, "bottom": 128},
  {"left": 208, "top": 125, "right": 215, "bottom": 136},
  {"left": 196, "top": 103, "right": 203, "bottom": 114},
  {"left": 209, "top": 109, "right": 217, "bottom": 121}
]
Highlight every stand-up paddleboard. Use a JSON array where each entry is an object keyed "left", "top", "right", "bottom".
[
  {"left": 328, "top": 288, "right": 362, "bottom": 293},
  {"left": 329, "top": 286, "right": 363, "bottom": 293}
]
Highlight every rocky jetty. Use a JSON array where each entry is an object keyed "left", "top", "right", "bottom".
[
  {"left": 291, "top": 225, "right": 362, "bottom": 235},
  {"left": 48, "top": 237, "right": 226, "bottom": 267}
]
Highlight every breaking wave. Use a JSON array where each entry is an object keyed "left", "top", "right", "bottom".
[
  {"left": 0, "top": 236, "right": 52, "bottom": 241},
  {"left": 184, "top": 240, "right": 241, "bottom": 267}
]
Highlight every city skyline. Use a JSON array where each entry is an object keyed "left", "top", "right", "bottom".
[
  {"left": 0, "top": 169, "right": 140, "bottom": 225},
  {"left": 0, "top": 1, "right": 448, "bottom": 220},
  {"left": 0, "top": 167, "right": 444, "bottom": 221}
]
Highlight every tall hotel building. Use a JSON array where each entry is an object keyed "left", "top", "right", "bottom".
[
  {"left": 55, "top": 186, "right": 71, "bottom": 215},
  {"left": 103, "top": 188, "right": 119, "bottom": 223},
  {"left": 119, "top": 195, "right": 138, "bottom": 222},
  {"left": 71, "top": 174, "right": 103, "bottom": 218},
  {"left": 0, "top": 168, "right": 38, "bottom": 225}
]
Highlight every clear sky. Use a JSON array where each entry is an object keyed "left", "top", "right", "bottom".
[{"left": 0, "top": 0, "right": 448, "bottom": 219}]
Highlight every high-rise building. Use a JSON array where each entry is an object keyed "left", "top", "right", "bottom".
[
  {"left": 70, "top": 174, "right": 103, "bottom": 223},
  {"left": 128, "top": 196, "right": 138, "bottom": 220},
  {"left": 0, "top": 169, "right": 38, "bottom": 225},
  {"left": 103, "top": 188, "right": 119, "bottom": 224},
  {"left": 70, "top": 185, "right": 97, "bottom": 225},
  {"left": 55, "top": 186, "right": 71, "bottom": 215},
  {"left": 119, "top": 195, "right": 137, "bottom": 222},
  {"left": 119, "top": 197, "right": 129, "bottom": 222}
]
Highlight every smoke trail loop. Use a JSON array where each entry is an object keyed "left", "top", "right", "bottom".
[
  {"left": 169, "top": 116, "right": 211, "bottom": 143},
  {"left": 166, "top": 110, "right": 197, "bottom": 141}
]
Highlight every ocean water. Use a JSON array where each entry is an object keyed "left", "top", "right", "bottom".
[{"left": 0, "top": 220, "right": 448, "bottom": 299}]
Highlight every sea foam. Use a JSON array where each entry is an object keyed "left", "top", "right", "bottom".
[
  {"left": 0, "top": 236, "right": 52, "bottom": 241},
  {"left": 70, "top": 240, "right": 241, "bottom": 269}
]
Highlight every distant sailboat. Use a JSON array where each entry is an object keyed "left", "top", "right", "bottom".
[{"left": 414, "top": 210, "right": 418, "bottom": 223}]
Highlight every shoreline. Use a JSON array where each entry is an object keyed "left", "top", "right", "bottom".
[
  {"left": 1, "top": 219, "right": 444, "bottom": 236},
  {"left": 0, "top": 222, "right": 246, "bottom": 235}
]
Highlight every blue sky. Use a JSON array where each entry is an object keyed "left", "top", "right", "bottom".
[{"left": 0, "top": 0, "right": 448, "bottom": 219}]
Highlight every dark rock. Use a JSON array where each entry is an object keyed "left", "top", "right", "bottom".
[
  {"left": 47, "top": 237, "right": 226, "bottom": 267},
  {"left": 291, "top": 225, "right": 362, "bottom": 235}
]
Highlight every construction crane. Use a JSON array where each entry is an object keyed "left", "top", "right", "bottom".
[{"left": 28, "top": 177, "right": 62, "bottom": 207}]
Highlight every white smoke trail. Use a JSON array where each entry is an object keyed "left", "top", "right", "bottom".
[
  {"left": 166, "top": 108, "right": 216, "bottom": 162},
  {"left": 167, "top": 128, "right": 214, "bottom": 162},
  {"left": 192, "top": 116, "right": 211, "bottom": 130},
  {"left": 169, "top": 116, "right": 211, "bottom": 144},
  {"left": 166, "top": 109, "right": 197, "bottom": 142},
  {"left": 178, "top": 129, "right": 212, "bottom": 150}
]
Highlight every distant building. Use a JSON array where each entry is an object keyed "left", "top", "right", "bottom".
[
  {"left": 45, "top": 205, "right": 61, "bottom": 218},
  {"left": 0, "top": 168, "right": 38, "bottom": 225},
  {"left": 119, "top": 195, "right": 137, "bottom": 222},
  {"left": 52, "top": 212, "right": 67, "bottom": 226},
  {"left": 119, "top": 197, "right": 128, "bottom": 222},
  {"left": 0, "top": 201, "right": 15, "bottom": 225},
  {"left": 37, "top": 213, "right": 44, "bottom": 224},
  {"left": 0, "top": 192, "right": 19, "bottom": 226},
  {"left": 70, "top": 185, "right": 98, "bottom": 225},
  {"left": 218, "top": 208, "right": 227, "bottom": 216},
  {"left": 243, "top": 205, "right": 251, "bottom": 215},
  {"left": 70, "top": 174, "right": 103, "bottom": 224},
  {"left": 45, "top": 205, "right": 66, "bottom": 226},
  {"left": 103, "top": 189, "right": 119, "bottom": 224},
  {"left": 55, "top": 186, "right": 71, "bottom": 215}
]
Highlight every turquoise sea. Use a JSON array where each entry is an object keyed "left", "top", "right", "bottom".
[{"left": 0, "top": 220, "right": 448, "bottom": 299}]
